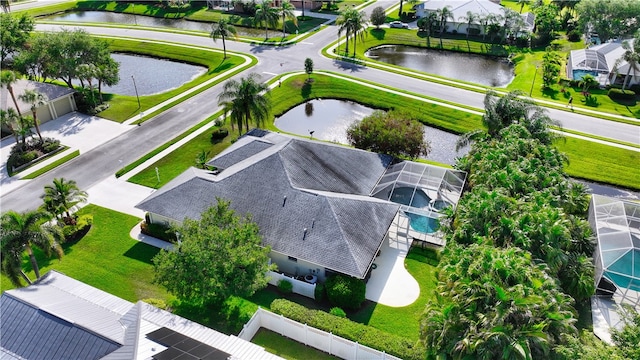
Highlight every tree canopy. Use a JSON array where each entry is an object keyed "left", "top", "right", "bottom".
[
  {"left": 0, "top": 13, "right": 34, "bottom": 66},
  {"left": 347, "top": 109, "right": 430, "bottom": 159},
  {"left": 576, "top": 0, "right": 640, "bottom": 42},
  {"left": 152, "top": 200, "right": 274, "bottom": 306},
  {"left": 369, "top": 6, "right": 386, "bottom": 29},
  {"left": 217, "top": 73, "right": 271, "bottom": 135}
]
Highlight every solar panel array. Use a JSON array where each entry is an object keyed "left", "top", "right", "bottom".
[{"left": 147, "top": 327, "right": 231, "bottom": 360}]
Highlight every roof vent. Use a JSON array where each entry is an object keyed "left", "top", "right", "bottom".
[
  {"left": 283, "top": 196, "right": 287, "bottom": 207},
  {"left": 303, "top": 228, "right": 308, "bottom": 240},
  {"left": 312, "top": 218, "right": 315, "bottom": 229}
]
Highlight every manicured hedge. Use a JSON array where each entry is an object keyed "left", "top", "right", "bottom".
[
  {"left": 270, "top": 299, "right": 424, "bottom": 360},
  {"left": 140, "top": 221, "right": 178, "bottom": 243},
  {"left": 608, "top": 88, "right": 637, "bottom": 101}
]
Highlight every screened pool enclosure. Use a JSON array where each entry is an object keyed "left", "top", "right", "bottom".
[
  {"left": 590, "top": 195, "right": 640, "bottom": 308},
  {"left": 371, "top": 162, "right": 467, "bottom": 246}
]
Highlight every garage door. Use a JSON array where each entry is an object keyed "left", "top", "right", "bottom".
[
  {"left": 36, "top": 105, "right": 52, "bottom": 124},
  {"left": 53, "top": 97, "right": 73, "bottom": 118}
]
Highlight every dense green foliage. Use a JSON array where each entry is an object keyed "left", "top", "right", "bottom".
[
  {"left": 347, "top": 109, "right": 430, "bottom": 159},
  {"left": 608, "top": 88, "right": 637, "bottom": 101},
  {"left": 41, "top": 178, "right": 88, "bottom": 221},
  {"left": 324, "top": 274, "right": 366, "bottom": 310},
  {"left": 140, "top": 222, "right": 178, "bottom": 243},
  {"left": 422, "top": 92, "right": 599, "bottom": 359},
  {"left": 277, "top": 279, "right": 293, "bottom": 294},
  {"left": 610, "top": 307, "right": 640, "bottom": 360},
  {"left": 270, "top": 299, "right": 423, "bottom": 360},
  {"left": 0, "top": 13, "right": 34, "bottom": 66},
  {"left": 62, "top": 214, "right": 93, "bottom": 243},
  {"left": 576, "top": 0, "right": 640, "bottom": 42},
  {"left": 152, "top": 200, "right": 274, "bottom": 306}
]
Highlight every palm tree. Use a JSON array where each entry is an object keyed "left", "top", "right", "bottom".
[
  {"left": 0, "top": 210, "right": 64, "bottom": 285},
  {"left": 1, "top": 70, "right": 22, "bottom": 115},
  {"left": 456, "top": 90, "right": 560, "bottom": 149},
  {"left": 613, "top": 34, "right": 640, "bottom": 90},
  {"left": 578, "top": 74, "right": 599, "bottom": 97},
  {"left": 195, "top": 150, "right": 211, "bottom": 169},
  {"left": 458, "top": 11, "right": 479, "bottom": 39},
  {"left": 418, "top": 12, "right": 439, "bottom": 48},
  {"left": 349, "top": 10, "right": 368, "bottom": 57},
  {"left": 254, "top": 0, "right": 279, "bottom": 40},
  {"left": 436, "top": 6, "right": 454, "bottom": 48},
  {"left": 0, "top": 108, "right": 20, "bottom": 144},
  {"left": 210, "top": 19, "right": 238, "bottom": 59},
  {"left": 336, "top": 8, "right": 356, "bottom": 55},
  {"left": 41, "top": 178, "right": 88, "bottom": 222},
  {"left": 217, "top": 73, "right": 271, "bottom": 135},
  {"left": 279, "top": 0, "right": 297, "bottom": 37},
  {"left": 18, "top": 89, "right": 48, "bottom": 142}
]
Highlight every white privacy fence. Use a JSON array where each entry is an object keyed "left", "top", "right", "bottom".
[
  {"left": 267, "top": 270, "right": 316, "bottom": 299},
  {"left": 239, "top": 308, "right": 401, "bottom": 360}
]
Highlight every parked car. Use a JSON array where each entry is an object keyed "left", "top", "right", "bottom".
[{"left": 389, "top": 21, "right": 409, "bottom": 29}]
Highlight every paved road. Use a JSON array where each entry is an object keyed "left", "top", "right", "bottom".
[{"left": 2, "top": 3, "right": 638, "bottom": 212}]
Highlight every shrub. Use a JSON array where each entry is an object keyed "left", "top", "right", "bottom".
[
  {"left": 329, "top": 307, "right": 346, "bottom": 318},
  {"left": 42, "top": 139, "right": 61, "bottom": 153},
  {"left": 628, "top": 84, "right": 640, "bottom": 94},
  {"left": 270, "top": 299, "right": 423, "bottom": 360},
  {"left": 211, "top": 128, "right": 229, "bottom": 142},
  {"left": 314, "top": 282, "right": 326, "bottom": 302},
  {"left": 608, "top": 88, "right": 636, "bottom": 101},
  {"left": 515, "top": 36, "right": 529, "bottom": 48},
  {"left": 140, "top": 221, "right": 178, "bottom": 243},
  {"left": 567, "top": 29, "right": 581, "bottom": 42},
  {"left": 278, "top": 279, "right": 293, "bottom": 294},
  {"left": 62, "top": 214, "right": 93, "bottom": 242},
  {"left": 325, "top": 274, "right": 366, "bottom": 310}
]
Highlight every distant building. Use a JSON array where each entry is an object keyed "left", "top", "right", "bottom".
[{"left": 567, "top": 39, "right": 639, "bottom": 87}]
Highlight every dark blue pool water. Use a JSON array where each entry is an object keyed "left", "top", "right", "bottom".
[
  {"left": 406, "top": 212, "right": 440, "bottom": 234},
  {"left": 390, "top": 187, "right": 431, "bottom": 208}
]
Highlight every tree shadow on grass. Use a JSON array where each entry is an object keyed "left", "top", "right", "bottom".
[
  {"left": 301, "top": 81, "right": 312, "bottom": 99},
  {"left": 123, "top": 242, "right": 161, "bottom": 265},
  {"left": 370, "top": 28, "right": 386, "bottom": 40},
  {"left": 542, "top": 86, "right": 560, "bottom": 100},
  {"left": 211, "top": 61, "right": 234, "bottom": 74}
]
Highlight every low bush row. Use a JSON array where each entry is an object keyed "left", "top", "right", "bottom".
[
  {"left": 270, "top": 299, "right": 424, "bottom": 360},
  {"left": 140, "top": 221, "right": 178, "bottom": 243},
  {"left": 608, "top": 88, "right": 637, "bottom": 101}
]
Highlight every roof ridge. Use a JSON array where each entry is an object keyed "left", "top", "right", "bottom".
[{"left": 325, "top": 198, "right": 368, "bottom": 276}]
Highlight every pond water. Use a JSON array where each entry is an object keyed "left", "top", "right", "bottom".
[
  {"left": 365, "top": 45, "right": 514, "bottom": 87},
  {"left": 103, "top": 53, "right": 207, "bottom": 96},
  {"left": 44, "top": 11, "right": 271, "bottom": 37},
  {"left": 274, "top": 99, "right": 469, "bottom": 165}
]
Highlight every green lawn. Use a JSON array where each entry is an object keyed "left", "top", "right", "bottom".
[
  {"left": 252, "top": 329, "right": 341, "bottom": 360},
  {"left": 96, "top": 38, "right": 248, "bottom": 123},
  {"left": 22, "top": 150, "right": 80, "bottom": 179},
  {"left": 350, "top": 247, "right": 439, "bottom": 341},
  {"left": 0, "top": 205, "right": 169, "bottom": 302}
]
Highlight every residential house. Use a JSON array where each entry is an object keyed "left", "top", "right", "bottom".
[
  {"left": 1, "top": 79, "right": 77, "bottom": 126},
  {"left": 136, "top": 130, "right": 466, "bottom": 283},
  {"left": 567, "top": 39, "right": 639, "bottom": 87},
  {"left": 0, "top": 270, "right": 283, "bottom": 360}
]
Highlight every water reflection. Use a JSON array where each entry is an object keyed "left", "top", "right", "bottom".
[
  {"left": 44, "top": 11, "right": 267, "bottom": 37},
  {"left": 105, "top": 53, "right": 206, "bottom": 96},
  {"left": 365, "top": 45, "right": 514, "bottom": 87},
  {"left": 274, "top": 99, "right": 469, "bottom": 165}
]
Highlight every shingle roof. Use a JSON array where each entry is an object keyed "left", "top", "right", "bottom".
[
  {"left": 137, "top": 134, "right": 399, "bottom": 278},
  {"left": 0, "top": 294, "right": 121, "bottom": 360},
  {"left": 0, "top": 79, "right": 75, "bottom": 115}
]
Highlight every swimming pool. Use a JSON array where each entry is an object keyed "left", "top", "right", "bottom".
[
  {"left": 405, "top": 212, "right": 440, "bottom": 234},
  {"left": 390, "top": 187, "right": 431, "bottom": 208}
]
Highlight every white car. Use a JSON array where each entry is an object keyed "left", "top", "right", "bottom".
[{"left": 389, "top": 21, "right": 409, "bottom": 29}]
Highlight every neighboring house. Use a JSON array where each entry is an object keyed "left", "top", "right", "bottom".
[
  {"left": 136, "top": 130, "right": 466, "bottom": 283},
  {"left": 0, "top": 79, "right": 77, "bottom": 125},
  {"left": 567, "top": 39, "right": 639, "bottom": 87},
  {"left": 588, "top": 195, "right": 640, "bottom": 344},
  {"left": 0, "top": 270, "right": 283, "bottom": 360},
  {"left": 414, "top": 0, "right": 506, "bottom": 36}
]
